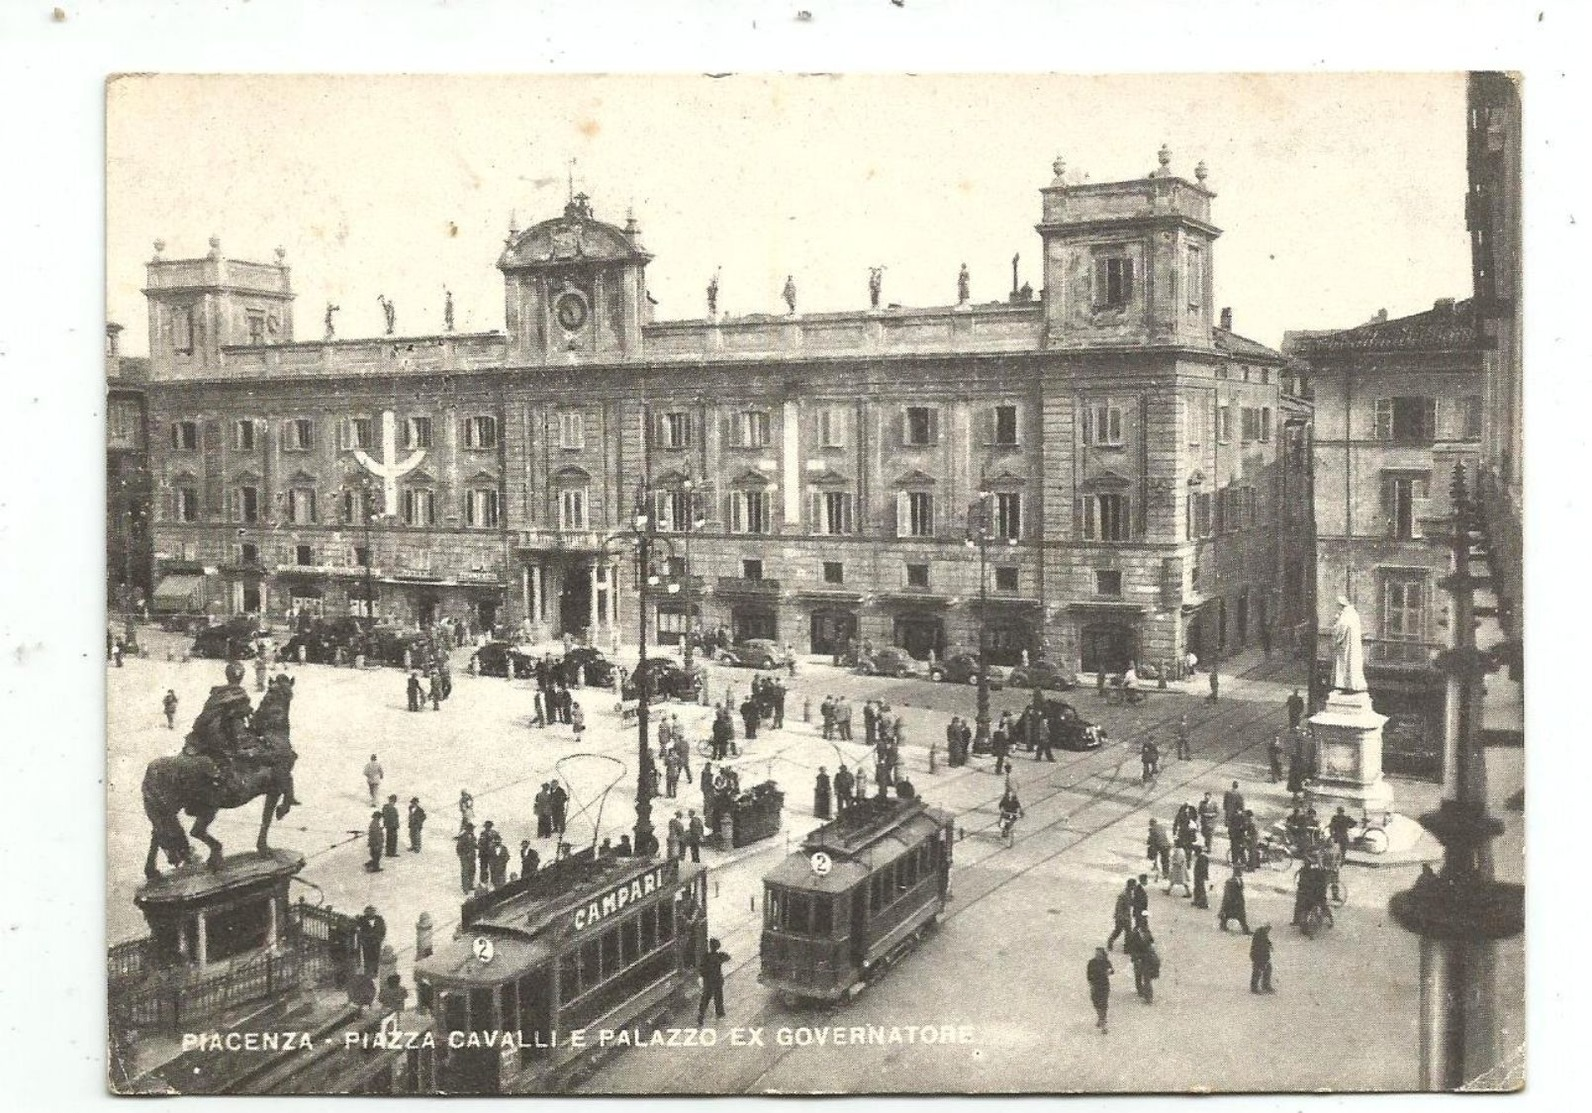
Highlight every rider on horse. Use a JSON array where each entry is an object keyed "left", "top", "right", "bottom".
[{"left": 183, "top": 661, "right": 301, "bottom": 814}]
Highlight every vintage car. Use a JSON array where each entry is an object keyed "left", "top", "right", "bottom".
[
  {"left": 190, "top": 618, "right": 262, "bottom": 660},
  {"left": 1006, "top": 659, "right": 1079, "bottom": 692},
  {"left": 928, "top": 652, "right": 1010, "bottom": 689},
  {"left": 714, "top": 638, "right": 784, "bottom": 670},
  {"left": 474, "top": 641, "right": 536, "bottom": 679},
  {"left": 628, "top": 657, "right": 705, "bottom": 702},
  {"left": 975, "top": 698, "right": 1106, "bottom": 754},
  {"left": 854, "top": 646, "right": 924, "bottom": 679},
  {"left": 562, "top": 645, "right": 618, "bottom": 688}
]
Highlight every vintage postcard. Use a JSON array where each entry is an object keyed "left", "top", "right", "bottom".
[{"left": 104, "top": 73, "right": 1524, "bottom": 1094}]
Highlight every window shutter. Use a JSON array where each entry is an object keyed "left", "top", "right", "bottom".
[
  {"left": 1109, "top": 406, "right": 1122, "bottom": 444},
  {"left": 1422, "top": 397, "right": 1438, "bottom": 443},
  {"left": 226, "top": 490, "right": 238, "bottom": 523},
  {"left": 1374, "top": 399, "right": 1393, "bottom": 441},
  {"left": 1123, "top": 258, "right": 1136, "bottom": 301},
  {"left": 1094, "top": 258, "right": 1109, "bottom": 304},
  {"left": 808, "top": 490, "right": 822, "bottom": 535},
  {"left": 895, "top": 491, "right": 909, "bottom": 538},
  {"left": 928, "top": 408, "right": 940, "bottom": 445},
  {"left": 842, "top": 492, "right": 854, "bottom": 534},
  {"left": 1081, "top": 405, "right": 1094, "bottom": 445},
  {"left": 1077, "top": 496, "right": 1092, "bottom": 540}
]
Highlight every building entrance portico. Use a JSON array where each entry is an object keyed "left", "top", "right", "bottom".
[{"left": 521, "top": 553, "right": 622, "bottom": 641}]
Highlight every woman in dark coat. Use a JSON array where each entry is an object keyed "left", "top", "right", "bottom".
[
  {"left": 1218, "top": 869, "right": 1250, "bottom": 933},
  {"left": 1191, "top": 847, "right": 1211, "bottom": 909},
  {"left": 814, "top": 767, "right": 832, "bottom": 819}
]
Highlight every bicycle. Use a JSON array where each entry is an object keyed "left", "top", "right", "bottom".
[
  {"left": 1255, "top": 835, "right": 1297, "bottom": 872},
  {"left": 1300, "top": 898, "right": 1335, "bottom": 938},
  {"left": 998, "top": 809, "right": 1022, "bottom": 846}
]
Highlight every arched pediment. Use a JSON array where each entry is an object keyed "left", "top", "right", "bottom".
[
  {"left": 552, "top": 465, "right": 592, "bottom": 484},
  {"left": 497, "top": 197, "right": 651, "bottom": 271},
  {"left": 1080, "top": 469, "right": 1133, "bottom": 492},
  {"left": 171, "top": 469, "right": 198, "bottom": 485},
  {"left": 653, "top": 468, "right": 692, "bottom": 487}
]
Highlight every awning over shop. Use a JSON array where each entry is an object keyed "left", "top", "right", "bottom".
[{"left": 152, "top": 574, "right": 202, "bottom": 610}]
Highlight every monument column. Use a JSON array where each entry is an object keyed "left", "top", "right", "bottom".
[{"left": 193, "top": 910, "right": 209, "bottom": 967}]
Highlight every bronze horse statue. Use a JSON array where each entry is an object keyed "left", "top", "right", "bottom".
[{"left": 142, "top": 670, "right": 299, "bottom": 879}]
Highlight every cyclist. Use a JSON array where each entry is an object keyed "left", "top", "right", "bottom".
[
  {"left": 998, "top": 787, "right": 1024, "bottom": 840},
  {"left": 1140, "top": 737, "right": 1161, "bottom": 784},
  {"left": 1291, "top": 859, "right": 1334, "bottom": 932}
]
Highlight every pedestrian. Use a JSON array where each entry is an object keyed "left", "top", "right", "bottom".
[
  {"left": 668, "top": 811, "right": 686, "bottom": 861},
  {"left": 836, "top": 696, "right": 852, "bottom": 741},
  {"left": 455, "top": 825, "right": 478, "bottom": 893},
  {"left": 429, "top": 670, "right": 443, "bottom": 711},
  {"left": 354, "top": 905, "right": 386, "bottom": 976},
  {"left": 1208, "top": 665, "right": 1220, "bottom": 702},
  {"left": 162, "top": 689, "right": 178, "bottom": 729},
  {"left": 814, "top": 767, "right": 832, "bottom": 819},
  {"left": 1107, "top": 879, "right": 1135, "bottom": 950},
  {"left": 700, "top": 761, "right": 714, "bottom": 803},
  {"left": 1198, "top": 791, "right": 1219, "bottom": 854},
  {"left": 255, "top": 655, "right": 269, "bottom": 692},
  {"left": 863, "top": 700, "right": 878, "bottom": 746},
  {"left": 533, "top": 688, "right": 546, "bottom": 727},
  {"left": 1286, "top": 688, "right": 1305, "bottom": 731},
  {"left": 1140, "top": 737, "right": 1160, "bottom": 784},
  {"left": 550, "top": 781, "right": 569, "bottom": 836},
  {"left": 1242, "top": 809, "right": 1262, "bottom": 871},
  {"left": 740, "top": 696, "right": 758, "bottom": 741},
  {"left": 407, "top": 671, "right": 423, "bottom": 712},
  {"left": 1086, "top": 947, "right": 1114, "bottom": 1034},
  {"left": 1146, "top": 819, "right": 1171, "bottom": 877},
  {"left": 772, "top": 680, "right": 786, "bottom": 729},
  {"left": 534, "top": 784, "right": 551, "bottom": 839},
  {"left": 664, "top": 749, "right": 681, "bottom": 798},
  {"left": 381, "top": 794, "right": 401, "bottom": 858},
  {"left": 1174, "top": 714, "right": 1191, "bottom": 761},
  {"left": 363, "top": 754, "right": 384, "bottom": 806},
  {"left": 570, "top": 700, "right": 585, "bottom": 738},
  {"left": 1287, "top": 731, "right": 1307, "bottom": 795},
  {"left": 1250, "top": 925, "right": 1275, "bottom": 993},
  {"left": 1165, "top": 845, "right": 1191, "bottom": 897},
  {"left": 1032, "top": 713, "right": 1055, "bottom": 762},
  {"left": 459, "top": 789, "right": 475, "bottom": 830},
  {"left": 1222, "top": 780, "right": 1245, "bottom": 866},
  {"left": 1192, "top": 847, "right": 1211, "bottom": 908},
  {"left": 1124, "top": 917, "right": 1159, "bottom": 1003},
  {"left": 686, "top": 809, "right": 704, "bottom": 863},
  {"left": 478, "top": 820, "right": 497, "bottom": 885},
  {"left": 833, "top": 764, "right": 853, "bottom": 813},
  {"left": 696, "top": 937, "right": 730, "bottom": 1025},
  {"left": 365, "top": 811, "right": 384, "bottom": 871},
  {"left": 490, "top": 838, "right": 510, "bottom": 887},
  {"left": 407, "top": 797, "right": 426, "bottom": 852},
  {"left": 1328, "top": 805, "right": 1358, "bottom": 856},
  {"left": 113, "top": 638, "right": 125, "bottom": 667},
  {"left": 991, "top": 724, "right": 1011, "bottom": 776},
  {"left": 1131, "top": 873, "right": 1150, "bottom": 931},
  {"left": 520, "top": 840, "right": 539, "bottom": 877},
  {"left": 1218, "top": 869, "right": 1251, "bottom": 933}
]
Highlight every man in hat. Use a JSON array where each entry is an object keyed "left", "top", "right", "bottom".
[
  {"left": 354, "top": 905, "right": 386, "bottom": 976},
  {"left": 1086, "top": 947, "right": 1115, "bottom": 1034},
  {"left": 365, "top": 811, "right": 384, "bottom": 872},
  {"left": 407, "top": 797, "right": 426, "bottom": 852},
  {"left": 1250, "top": 924, "right": 1275, "bottom": 993},
  {"left": 814, "top": 767, "right": 832, "bottom": 820},
  {"left": 696, "top": 937, "right": 731, "bottom": 1025},
  {"left": 162, "top": 689, "right": 179, "bottom": 730},
  {"left": 520, "top": 839, "right": 539, "bottom": 877},
  {"left": 833, "top": 763, "right": 854, "bottom": 813},
  {"left": 381, "top": 794, "right": 401, "bottom": 858},
  {"left": 455, "top": 824, "right": 477, "bottom": 893},
  {"left": 1219, "top": 869, "right": 1250, "bottom": 933}
]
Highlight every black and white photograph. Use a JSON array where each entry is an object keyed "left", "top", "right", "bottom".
[{"left": 90, "top": 68, "right": 1529, "bottom": 1096}]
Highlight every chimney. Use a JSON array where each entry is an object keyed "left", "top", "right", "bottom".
[
  {"left": 1377, "top": 308, "right": 1389, "bottom": 323},
  {"left": 105, "top": 321, "right": 123, "bottom": 358},
  {"left": 1219, "top": 307, "right": 1233, "bottom": 331},
  {"left": 1434, "top": 297, "right": 1456, "bottom": 314}
]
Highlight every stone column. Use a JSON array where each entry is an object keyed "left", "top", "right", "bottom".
[
  {"left": 193, "top": 909, "right": 208, "bottom": 967},
  {"left": 588, "top": 562, "right": 599, "bottom": 632},
  {"left": 266, "top": 895, "right": 279, "bottom": 951},
  {"left": 608, "top": 559, "right": 621, "bottom": 627},
  {"left": 531, "top": 563, "right": 543, "bottom": 625}
]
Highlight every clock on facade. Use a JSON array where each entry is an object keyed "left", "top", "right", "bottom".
[{"left": 554, "top": 291, "right": 589, "bottom": 332}]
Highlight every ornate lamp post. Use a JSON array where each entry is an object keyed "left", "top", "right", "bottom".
[
  {"left": 965, "top": 490, "right": 1015, "bottom": 746},
  {"left": 1388, "top": 463, "right": 1523, "bottom": 1089},
  {"left": 679, "top": 475, "right": 708, "bottom": 672}
]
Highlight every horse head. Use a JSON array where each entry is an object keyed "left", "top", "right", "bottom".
[{"left": 253, "top": 674, "right": 294, "bottom": 741}]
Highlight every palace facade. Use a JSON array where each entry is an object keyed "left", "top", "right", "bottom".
[{"left": 140, "top": 149, "right": 1310, "bottom": 673}]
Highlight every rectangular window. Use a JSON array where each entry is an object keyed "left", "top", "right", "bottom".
[
  {"left": 559, "top": 488, "right": 588, "bottom": 530},
  {"left": 1217, "top": 403, "right": 1233, "bottom": 443},
  {"left": 284, "top": 418, "right": 314, "bottom": 452},
  {"left": 1082, "top": 403, "right": 1124, "bottom": 446},
  {"left": 237, "top": 486, "right": 259, "bottom": 523},
  {"left": 903, "top": 406, "right": 939, "bottom": 447},
  {"left": 246, "top": 313, "right": 265, "bottom": 345},
  {"left": 818, "top": 408, "right": 845, "bottom": 448},
  {"left": 353, "top": 545, "right": 369, "bottom": 568},
  {"left": 810, "top": 490, "right": 855, "bottom": 536},
  {"left": 993, "top": 404, "right": 1019, "bottom": 446},
  {"left": 1260, "top": 407, "right": 1273, "bottom": 442},
  {"left": 464, "top": 415, "right": 499, "bottom": 450},
  {"left": 295, "top": 544, "right": 313, "bottom": 566},
  {"left": 905, "top": 564, "right": 930, "bottom": 589},
  {"left": 177, "top": 486, "right": 199, "bottom": 522},
  {"left": 232, "top": 420, "right": 257, "bottom": 451},
  {"left": 240, "top": 542, "right": 259, "bottom": 566},
  {"left": 341, "top": 417, "right": 373, "bottom": 451},
  {"left": 1457, "top": 395, "right": 1483, "bottom": 440},
  {"left": 404, "top": 416, "right": 432, "bottom": 450},
  {"left": 896, "top": 491, "right": 935, "bottom": 538},
  {"left": 1241, "top": 407, "right": 1261, "bottom": 442},
  {"left": 1095, "top": 255, "right": 1135, "bottom": 309},
  {"left": 402, "top": 488, "right": 436, "bottom": 527},
  {"left": 822, "top": 561, "right": 844, "bottom": 585},
  {"left": 173, "top": 306, "right": 194, "bottom": 355},
  {"left": 742, "top": 559, "right": 763, "bottom": 581},
  {"left": 1078, "top": 493, "right": 1128, "bottom": 541},
  {"left": 170, "top": 421, "right": 198, "bottom": 451},
  {"left": 731, "top": 410, "right": 772, "bottom": 449},
  {"left": 1185, "top": 246, "right": 1203, "bottom": 309},
  {"left": 994, "top": 566, "right": 1019, "bottom": 592},
  {"left": 1095, "top": 570, "right": 1123, "bottom": 596},
  {"left": 994, "top": 492, "right": 1022, "bottom": 540},
  {"left": 466, "top": 489, "right": 500, "bottom": 529},
  {"left": 653, "top": 489, "right": 694, "bottom": 533},
  {"left": 341, "top": 488, "right": 373, "bottom": 524},
  {"left": 1188, "top": 395, "right": 1207, "bottom": 446},
  {"left": 1383, "top": 574, "right": 1428, "bottom": 642},
  {"left": 1382, "top": 473, "right": 1431, "bottom": 540},
  {"left": 1187, "top": 491, "right": 1214, "bottom": 539},
  {"left": 728, "top": 490, "right": 772, "bottom": 534},
  {"left": 661, "top": 411, "right": 692, "bottom": 450},
  {"left": 558, "top": 412, "right": 584, "bottom": 450},
  {"left": 289, "top": 487, "right": 317, "bottom": 525},
  {"left": 1374, "top": 396, "right": 1438, "bottom": 445},
  {"left": 1244, "top": 486, "right": 1258, "bottom": 529}
]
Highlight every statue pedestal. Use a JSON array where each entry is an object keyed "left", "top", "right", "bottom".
[{"left": 1306, "top": 690, "right": 1396, "bottom": 815}]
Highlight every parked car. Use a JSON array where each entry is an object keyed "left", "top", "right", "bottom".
[
  {"left": 715, "top": 638, "right": 784, "bottom": 670},
  {"left": 563, "top": 645, "right": 617, "bottom": 688},
  {"left": 1007, "top": 659, "right": 1078, "bottom": 692},
  {"left": 191, "top": 618, "right": 261, "bottom": 660},
  {"left": 629, "top": 657, "right": 705, "bottom": 702},
  {"left": 928, "top": 652, "right": 1010, "bottom": 689},
  {"left": 475, "top": 641, "right": 535, "bottom": 679},
  {"left": 855, "top": 646, "right": 923, "bottom": 679},
  {"left": 974, "top": 698, "right": 1104, "bottom": 755}
]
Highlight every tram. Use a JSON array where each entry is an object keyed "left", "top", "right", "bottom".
[
  {"left": 758, "top": 792, "right": 955, "bottom": 1002},
  {"left": 414, "top": 849, "right": 708, "bottom": 1094}
]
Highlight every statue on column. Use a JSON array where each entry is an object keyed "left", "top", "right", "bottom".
[
  {"left": 1330, "top": 595, "right": 1367, "bottom": 694},
  {"left": 378, "top": 295, "right": 396, "bottom": 336},
  {"left": 868, "top": 266, "right": 884, "bottom": 310},
  {"left": 324, "top": 303, "right": 340, "bottom": 341},
  {"left": 957, "top": 263, "right": 970, "bottom": 305},
  {"left": 707, "top": 269, "right": 720, "bottom": 318},
  {"left": 443, "top": 288, "right": 455, "bottom": 333},
  {"left": 782, "top": 275, "right": 797, "bottom": 316}
]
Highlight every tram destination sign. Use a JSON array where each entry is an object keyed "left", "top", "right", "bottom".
[{"left": 571, "top": 859, "right": 678, "bottom": 934}]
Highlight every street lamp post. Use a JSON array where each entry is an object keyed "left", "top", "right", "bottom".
[
  {"left": 679, "top": 476, "right": 706, "bottom": 673},
  {"left": 964, "top": 490, "right": 1006, "bottom": 748}
]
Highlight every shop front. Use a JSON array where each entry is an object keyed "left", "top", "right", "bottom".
[
  {"left": 877, "top": 596, "right": 949, "bottom": 661},
  {"left": 1069, "top": 601, "right": 1147, "bottom": 675}
]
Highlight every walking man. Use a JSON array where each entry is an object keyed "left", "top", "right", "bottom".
[
  {"left": 381, "top": 794, "right": 401, "bottom": 858},
  {"left": 1086, "top": 947, "right": 1114, "bottom": 1034},
  {"left": 991, "top": 725, "right": 1011, "bottom": 776},
  {"left": 668, "top": 811, "right": 686, "bottom": 861},
  {"left": 363, "top": 754, "right": 384, "bottom": 806},
  {"left": 686, "top": 809, "right": 704, "bottom": 863},
  {"left": 365, "top": 811, "right": 384, "bottom": 872},
  {"left": 407, "top": 797, "right": 426, "bottom": 852},
  {"left": 696, "top": 937, "right": 730, "bottom": 1025},
  {"left": 1287, "top": 688, "right": 1305, "bottom": 731},
  {"left": 833, "top": 764, "right": 854, "bottom": 813},
  {"left": 1219, "top": 869, "right": 1251, "bottom": 933},
  {"left": 354, "top": 905, "right": 386, "bottom": 976},
  {"left": 1107, "top": 879, "right": 1135, "bottom": 950},
  {"left": 1033, "top": 713, "right": 1055, "bottom": 762},
  {"left": 1250, "top": 924, "right": 1275, "bottom": 993},
  {"left": 1198, "top": 791, "right": 1220, "bottom": 854},
  {"left": 1192, "top": 847, "right": 1212, "bottom": 908},
  {"left": 455, "top": 825, "right": 478, "bottom": 893},
  {"left": 1174, "top": 714, "right": 1191, "bottom": 761},
  {"left": 1269, "top": 732, "right": 1285, "bottom": 783},
  {"left": 162, "top": 689, "right": 178, "bottom": 729}
]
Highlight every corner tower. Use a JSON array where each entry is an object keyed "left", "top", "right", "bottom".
[
  {"left": 143, "top": 237, "right": 295, "bottom": 380},
  {"left": 1037, "top": 146, "right": 1219, "bottom": 350},
  {"left": 497, "top": 194, "right": 652, "bottom": 365}
]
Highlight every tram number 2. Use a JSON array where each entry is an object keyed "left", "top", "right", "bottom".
[
  {"left": 472, "top": 937, "right": 495, "bottom": 964},
  {"left": 810, "top": 851, "right": 833, "bottom": 877}
]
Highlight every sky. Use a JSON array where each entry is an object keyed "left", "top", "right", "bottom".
[{"left": 106, "top": 73, "right": 1472, "bottom": 354}]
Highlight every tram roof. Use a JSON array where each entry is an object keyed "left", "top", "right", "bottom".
[
  {"left": 461, "top": 851, "right": 683, "bottom": 940},
  {"left": 415, "top": 934, "right": 554, "bottom": 986},
  {"left": 802, "top": 796, "right": 948, "bottom": 857},
  {"left": 766, "top": 798, "right": 951, "bottom": 893}
]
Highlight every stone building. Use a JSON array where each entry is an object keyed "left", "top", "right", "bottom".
[
  {"left": 1287, "top": 300, "right": 1487, "bottom": 773},
  {"left": 107, "top": 322, "right": 152, "bottom": 611},
  {"left": 140, "top": 149, "right": 1308, "bottom": 672}
]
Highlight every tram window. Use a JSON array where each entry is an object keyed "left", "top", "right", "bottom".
[
  {"left": 601, "top": 927, "right": 621, "bottom": 976},
  {"left": 622, "top": 918, "right": 641, "bottom": 965},
  {"left": 500, "top": 980, "right": 519, "bottom": 1033},
  {"left": 579, "top": 940, "right": 600, "bottom": 995},
  {"left": 517, "top": 973, "right": 539, "bottom": 1033},
  {"left": 443, "top": 992, "right": 466, "bottom": 1035},
  {"left": 812, "top": 896, "right": 833, "bottom": 935},
  {"left": 659, "top": 901, "right": 675, "bottom": 942},
  {"left": 787, "top": 893, "right": 811, "bottom": 934},
  {"left": 469, "top": 988, "right": 494, "bottom": 1029},
  {"left": 641, "top": 906, "right": 657, "bottom": 951},
  {"left": 766, "top": 888, "right": 781, "bottom": 929}
]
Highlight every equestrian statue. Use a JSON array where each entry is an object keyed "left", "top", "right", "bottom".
[{"left": 141, "top": 662, "right": 302, "bottom": 879}]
